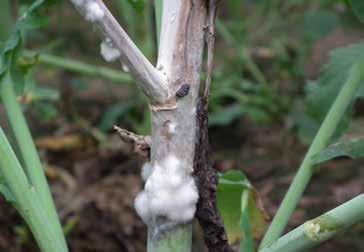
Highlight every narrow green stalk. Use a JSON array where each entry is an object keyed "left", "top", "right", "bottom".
[
  {"left": 260, "top": 53, "right": 364, "bottom": 248},
  {"left": 259, "top": 194, "right": 364, "bottom": 252},
  {"left": 0, "top": 128, "right": 66, "bottom": 252},
  {"left": 147, "top": 223, "right": 192, "bottom": 252},
  {"left": 23, "top": 50, "right": 132, "bottom": 84},
  {"left": 154, "top": 0, "right": 163, "bottom": 46},
  {"left": 0, "top": 0, "right": 12, "bottom": 41},
  {"left": 1, "top": 73, "right": 68, "bottom": 251}
]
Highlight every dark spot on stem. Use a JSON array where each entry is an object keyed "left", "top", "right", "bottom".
[{"left": 175, "top": 84, "right": 190, "bottom": 98}]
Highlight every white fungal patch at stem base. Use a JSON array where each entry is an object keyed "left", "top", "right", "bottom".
[
  {"left": 85, "top": 2, "right": 104, "bottom": 22},
  {"left": 141, "top": 162, "right": 153, "bottom": 181},
  {"left": 100, "top": 39, "right": 121, "bottom": 62},
  {"left": 134, "top": 155, "right": 198, "bottom": 224}
]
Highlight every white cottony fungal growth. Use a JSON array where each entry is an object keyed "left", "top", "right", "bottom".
[
  {"left": 70, "top": 0, "right": 84, "bottom": 6},
  {"left": 141, "top": 162, "right": 153, "bottom": 181},
  {"left": 100, "top": 40, "right": 121, "bottom": 62},
  {"left": 168, "top": 123, "right": 177, "bottom": 135},
  {"left": 121, "top": 63, "right": 130, "bottom": 72},
  {"left": 85, "top": 2, "right": 104, "bottom": 22},
  {"left": 134, "top": 155, "right": 199, "bottom": 224},
  {"left": 134, "top": 191, "right": 150, "bottom": 223}
]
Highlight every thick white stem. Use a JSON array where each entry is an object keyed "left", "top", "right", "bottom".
[
  {"left": 156, "top": 1, "right": 182, "bottom": 78},
  {"left": 147, "top": 0, "right": 207, "bottom": 247},
  {"left": 69, "top": 0, "right": 208, "bottom": 249},
  {"left": 68, "top": 0, "right": 169, "bottom": 103}
]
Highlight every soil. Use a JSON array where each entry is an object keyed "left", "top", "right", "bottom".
[{"left": 1, "top": 108, "right": 363, "bottom": 252}]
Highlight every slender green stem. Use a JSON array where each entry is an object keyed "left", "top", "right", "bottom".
[
  {"left": 0, "top": 0, "right": 12, "bottom": 41},
  {"left": 260, "top": 53, "right": 364, "bottom": 248},
  {"left": 154, "top": 0, "right": 163, "bottom": 47},
  {"left": 0, "top": 128, "right": 66, "bottom": 252},
  {"left": 23, "top": 50, "right": 132, "bottom": 84},
  {"left": 1, "top": 73, "right": 68, "bottom": 251},
  {"left": 147, "top": 223, "right": 192, "bottom": 252},
  {"left": 259, "top": 194, "right": 364, "bottom": 252}
]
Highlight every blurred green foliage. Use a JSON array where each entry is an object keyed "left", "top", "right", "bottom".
[
  {"left": 349, "top": 0, "right": 364, "bottom": 23},
  {"left": 1, "top": 0, "right": 364, "bottom": 140},
  {"left": 294, "top": 42, "right": 364, "bottom": 143},
  {"left": 313, "top": 138, "right": 364, "bottom": 164}
]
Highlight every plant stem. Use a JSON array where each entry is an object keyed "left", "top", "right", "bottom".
[
  {"left": 259, "top": 194, "right": 364, "bottom": 252},
  {"left": 147, "top": 223, "right": 192, "bottom": 252},
  {"left": 260, "top": 53, "right": 364, "bottom": 248},
  {"left": 0, "top": 128, "right": 67, "bottom": 252},
  {"left": 23, "top": 50, "right": 132, "bottom": 84},
  {"left": 1, "top": 73, "right": 68, "bottom": 251}
]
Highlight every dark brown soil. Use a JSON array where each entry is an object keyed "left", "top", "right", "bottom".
[{"left": 1, "top": 109, "right": 363, "bottom": 252}]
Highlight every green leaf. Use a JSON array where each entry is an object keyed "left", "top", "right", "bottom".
[
  {"left": 0, "top": 0, "right": 45, "bottom": 92},
  {"left": 302, "top": 10, "right": 338, "bottom": 41},
  {"left": 0, "top": 184, "right": 16, "bottom": 203},
  {"left": 297, "top": 42, "right": 364, "bottom": 142},
  {"left": 240, "top": 191, "right": 255, "bottom": 252},
  {"left": 312, "top": 138, "right": 364, "bottom": 164},
  {"left": 217, "top": 170, "right": 268, "bottom": 246},
  {"left": 349, "top": 0, "right": 364, "bottom": 23}
]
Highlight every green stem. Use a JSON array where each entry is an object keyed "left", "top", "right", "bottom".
[
  {"left": 260, "top": 52, "right": 364, "bottom": 249},
  {"left": 147, "top": 223, "right": 192, "bottom": 252},
  {"left": 1, "top": 73, "right": 68, "bottom": 251},
  {"left": 259, "top": 194, "right": 364, "bottom": 252},
  {"left": 23, "top": 50, "right": 132, "bottom": 84},
  {"left": 0, "top": 128, "right": 66, "bottom": 252}
]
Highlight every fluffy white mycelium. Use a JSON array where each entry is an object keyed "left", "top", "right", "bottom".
[
  {"left": 141, "top": 162, "right": 152, "bottom": 182},
  {"left": 100, "top": 39, "right": 121, "bottom": 62},
  {"left": 70, "top": 0, "right": 104, "bottom": 22},
  {"left": 70, "top": 0, "right": 84, "bottom": 6},
  {"left": 134, "top": 155, "right": 199, "bottom": 224},
  {"left": 168, "top": 122, "right": 177, "bottom": 135},
  {"left": 85, "top": 1, "right": 104, "bottom": 22}
]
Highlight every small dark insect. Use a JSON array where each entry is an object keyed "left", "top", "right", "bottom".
[{"left": 175, "top": 83, "right": 190, "bottom": 98}]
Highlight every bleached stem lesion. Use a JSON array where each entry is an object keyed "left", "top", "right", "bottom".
[{"left": 68, "top": 0, "right": 170, "bottom": 104}]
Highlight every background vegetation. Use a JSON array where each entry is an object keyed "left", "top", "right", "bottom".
[{"left": 0, "top": 0, "right": 363, "bottom": 251}]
